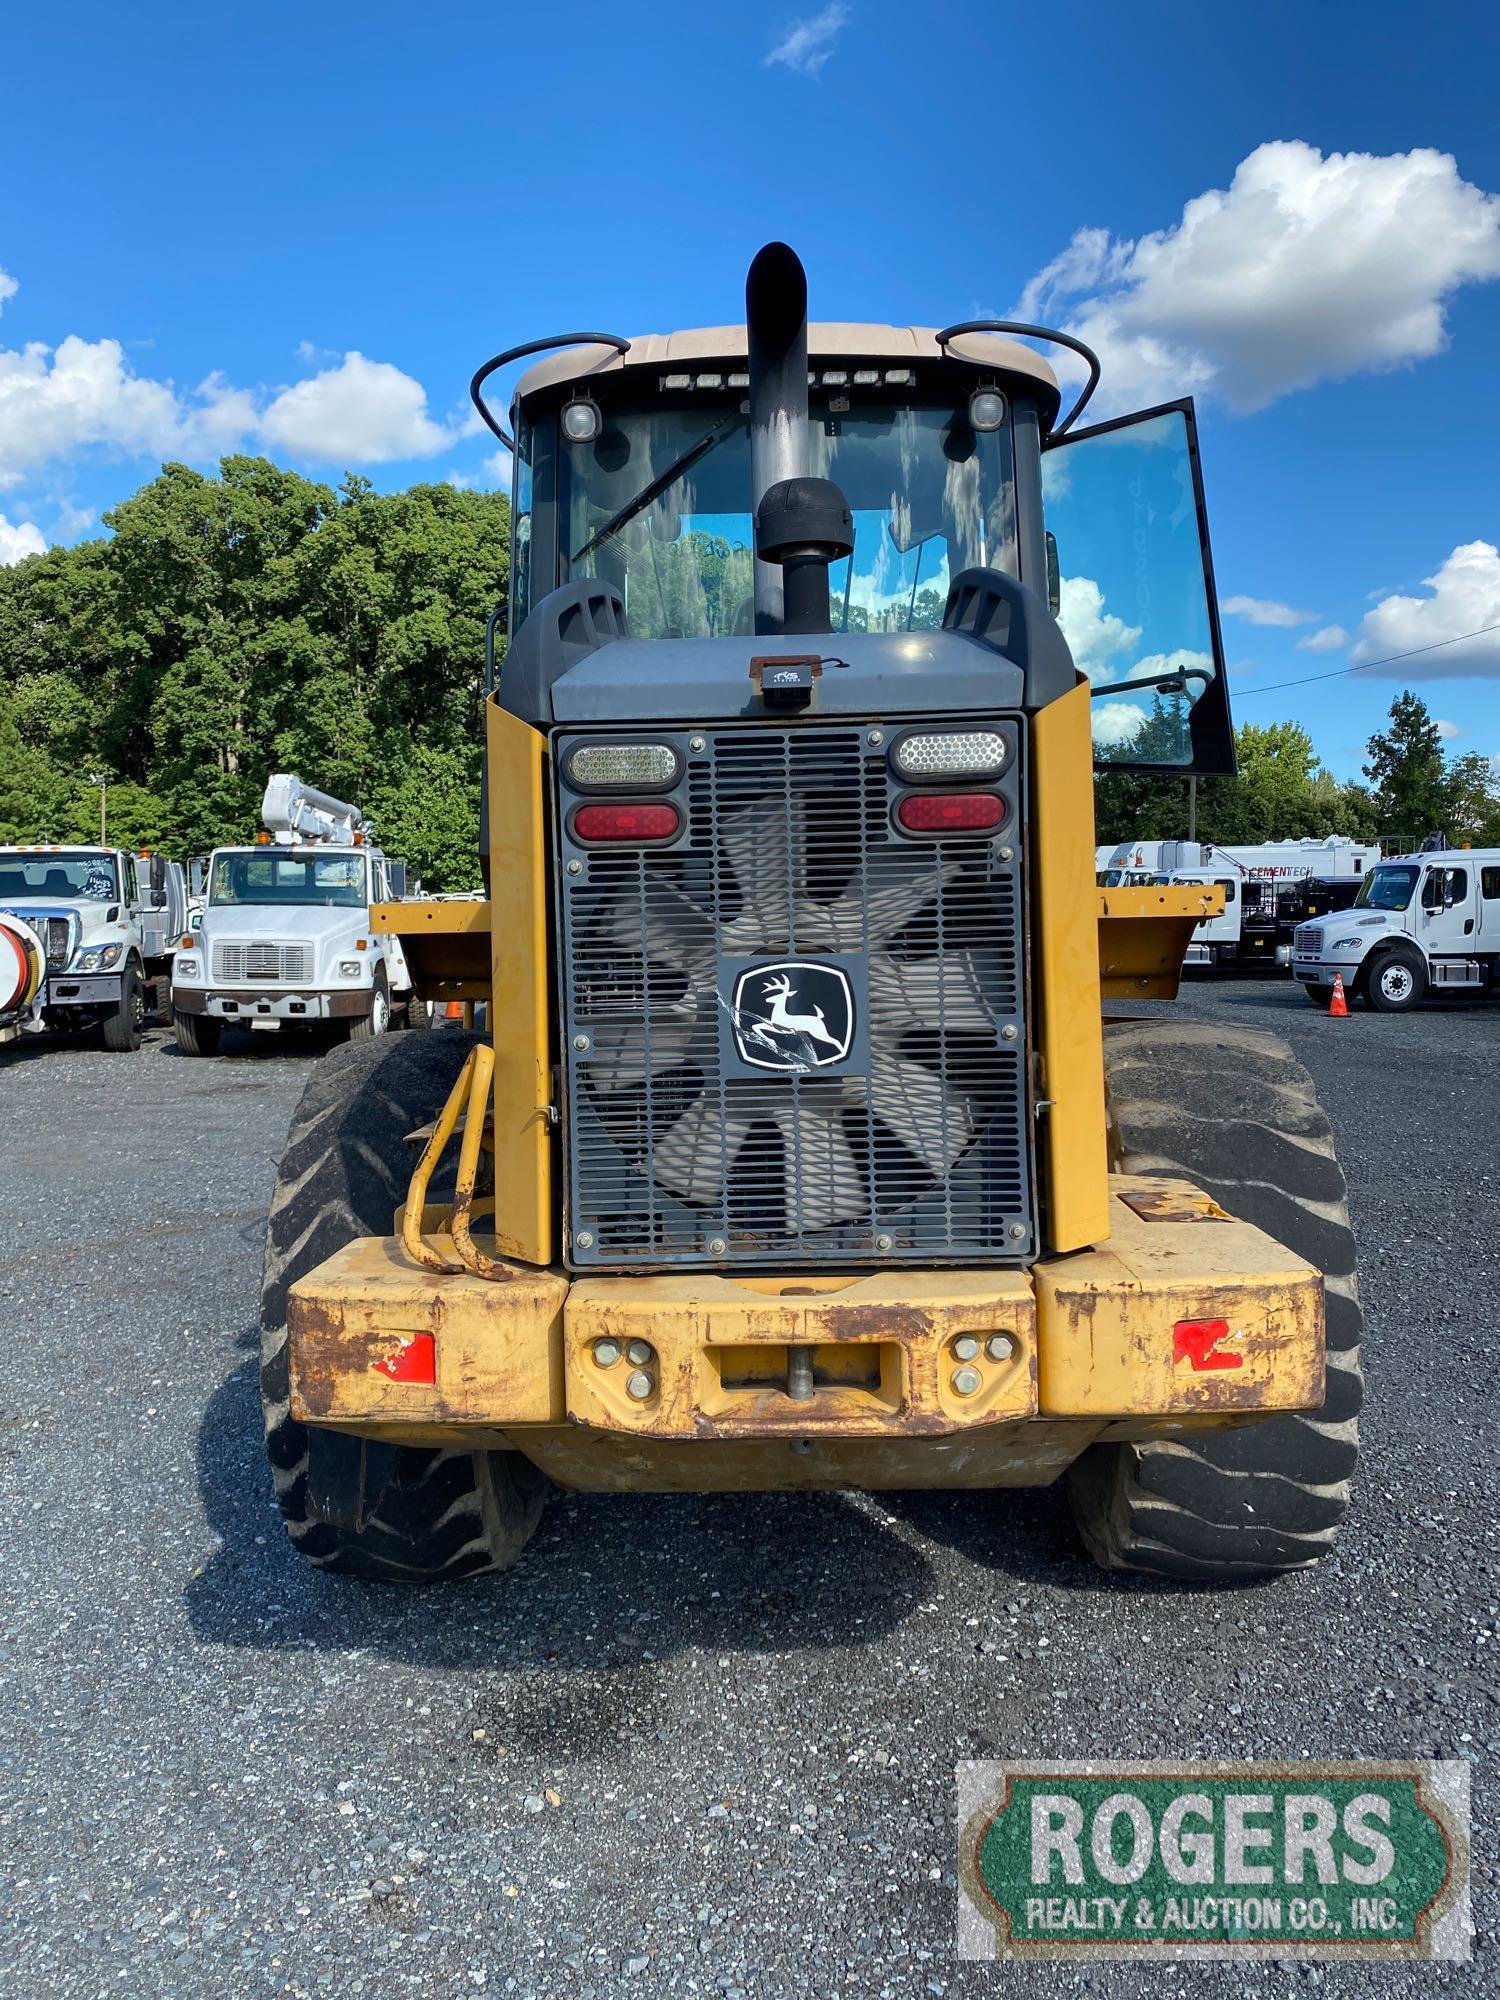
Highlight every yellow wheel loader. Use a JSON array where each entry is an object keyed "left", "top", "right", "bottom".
[{"left": 261, "top": 245, "right": 1361, "bottom": 1582}]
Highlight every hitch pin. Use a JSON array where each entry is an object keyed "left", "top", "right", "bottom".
[{"left": 786, "top": 1345, "right": 815, "bottom": 1403}]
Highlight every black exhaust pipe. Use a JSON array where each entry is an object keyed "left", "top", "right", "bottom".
[{"left": 745, "top": 241, "right": 852, "bottom": 637}]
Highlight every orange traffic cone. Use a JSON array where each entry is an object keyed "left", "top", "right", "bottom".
[
  {"left": 1328, "top": 974, "right": 1348, "bottom": 1018},
  {"left": 445, "top": 1000, "right": 463, "bottom": 1019}
]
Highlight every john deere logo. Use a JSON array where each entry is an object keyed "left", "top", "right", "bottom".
[{"left": 731, "top": 961, "right": 854, "bottom": 1072}]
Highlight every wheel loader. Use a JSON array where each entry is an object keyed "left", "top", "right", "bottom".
[{"left": 261, "top": 244, "right": 1361, "bottom": 1582}]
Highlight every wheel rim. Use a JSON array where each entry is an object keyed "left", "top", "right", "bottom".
[
  {"left": 1380, "top": 964, "right": 1413, "bottom": 1002},
  {"left": 371, "top": 990, "right": 389, "bottom": 1035}
]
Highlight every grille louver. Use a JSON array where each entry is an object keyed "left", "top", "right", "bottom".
[
  {"left": 557, "top": 722, "right": 1032, "bottom": 1268},
  {"left": 213, "top": 940, "right": 312, "bottom": 983}
]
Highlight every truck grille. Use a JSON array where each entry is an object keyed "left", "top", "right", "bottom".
[
  {"left": 43, "top": 917, "right": 72, "bottom": 971},
  {"left": 213, "top": 941, "right": 312, "bottom": 983},
  {"left": 556, "top": 720, "right": 1032, "bottom": 1269},
  {"left": 1293, "top": 924, "right": 1322, "bottom": 954}
]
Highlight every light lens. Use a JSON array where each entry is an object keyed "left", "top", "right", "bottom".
[
  {"left": 561, "top": 397, "right": 602, "bottom": 443},
  {"left": 893, "top": 730, "right": 1007, "bottom": 780},
  {"left": 573, "top": 802, "right": 681, "bottom": 845},
  {"left": 177, "top": 957, "right": 199, "bottom": 976},
  {"left": 339, "top": 959, "right": 362, "bottom": 977},
  {"left": 968, "top": 388, "right": 1008, "bottom": 432},
  {"left": 566, "top": 742, "right": 680, "bottom": 791},
  {"left": 897, "top": 792, "right": 1005, "bottom": 835}
]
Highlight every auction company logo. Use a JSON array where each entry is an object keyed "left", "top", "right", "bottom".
[{"left": 957, "top": 1762, "right": 1469, "bottom": 1962}]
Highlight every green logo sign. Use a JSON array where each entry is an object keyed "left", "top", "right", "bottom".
[{"left": 958, "top": 1762, "right": 1469, "bottom": 1962}]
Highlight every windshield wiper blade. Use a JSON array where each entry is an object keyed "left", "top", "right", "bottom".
[
  {"left": 571, "top": 413, "right": 745, "bottom": 564},
  {"left": 1090, "top": 666, "right": 1212, "bottom": 699}
]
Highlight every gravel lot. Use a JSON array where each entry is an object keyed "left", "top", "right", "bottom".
[{"left": 2, "top": 985, "right": 1494, "bottom": 1997}]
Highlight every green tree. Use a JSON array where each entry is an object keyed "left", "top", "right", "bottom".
[
  {"left": 1362, "top": 690, "right": 1448, "bottom": 844},
  {"left": 1444, "top": 752, "right": 1500, "bottom": 847}
]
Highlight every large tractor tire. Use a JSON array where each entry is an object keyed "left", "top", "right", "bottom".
[
  {"left": 260, "top": 1029, "right": 547, "bottom": 1581},
  {"left": 1067, "top": 1020, "right": 1363, "bottom": 1580}
]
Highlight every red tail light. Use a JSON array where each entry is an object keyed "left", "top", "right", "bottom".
[
  {"left": 572, "top": 801, "right": 682, "bottom": 844},
  {"left": 896, "top": 791, "right": 1005, "bottom": 835}
]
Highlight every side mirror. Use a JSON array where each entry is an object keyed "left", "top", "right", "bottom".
[{"left": 150, "top": 853, "right": 166, "bottom": 904}]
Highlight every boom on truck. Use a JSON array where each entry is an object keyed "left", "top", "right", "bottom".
[
  {"left": 260, "top": 244, "right": 1362, "bottom": 1584},
  {"left": 0, "top": 843, "right": 186, "bottom": 1051},
  {"left": 171, "top": 776, "right": 427, "bottom": 1055}
]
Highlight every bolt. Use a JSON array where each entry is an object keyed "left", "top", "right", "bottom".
[
  {"left": 985, "top": 1333, "right": 1015, "bottom": 1362},
  {"left": 951, "top": 1365, "right": 982, "bottom": 1397},
  {"left": 689, "top": 735, "right": 706, "bottom": 753},
  {"left": 952, "top": 1334, "right": 980, "bottom": 1362},
  {"left": 572, "top": 1033, "right": 590, "bottom": 1051},
  {"left": 574, "top": 1230, "right": 594, "bottom": 1249},
  {"left": 1001, "top": 1024, "right": 1018, "bottom": 1041},
  {"left": 866, "top": 729, "right": 884, "bottom": 747},
  {"left": 999, "top": 845, "right": 1013, "bottom": 862},
  {"left": 625, "top": 1339, "right": 654, "bottom": 1367},
  {"left": 1008, "top": 1224, "right": 1026, "bottom": 1241},
  {"left": 593, "top": 1338, "right": 621, "bottom": 1368},
  {"left": 626, "top": 1370, "right": 654, "bottom": 1401},
  {"left": 707, "top": 1237, "right": 727, "bottom": 1256},
  {"left": 566, "top": 858, "right": 583, "bottom": 876},
  {"left": 874, "top": 1233, "right": 893, "bottom": 1252}
]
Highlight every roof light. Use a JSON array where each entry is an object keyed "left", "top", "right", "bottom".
[
  {"left": 561, "top": 396, "right": 603, "bottom": 444},
  {"left": 884, "top": 368, "right": 915, "bottom": 386},
  {"left": 892, "top": 730, "right": 1008, "bottom": 780},
  {"left": 727, "top": 371, "right": 749, "bottom": 388},
  {"left": 852, "top": 369, "right": 880, "bottom": 386},
  {"left": 661, "top": 373, "right": 692, "bottom": 390},
  {"left": 695, "top": 372, "right": 724, "bottom": 390},
  {"left": 896, "top": 792, "right": 1005, "bottom": 836},
  {"left": 572, "top": 802, "right": 682, "bottom": 845},
  {"left": 821, "top": 369, "right": 848, "bottom": 387},
  {"left": 968, "top": 387, "right": 1008, "bottom": 432},
  {"left": 565, "top": 742, "right": 681, "bottom": 792}
]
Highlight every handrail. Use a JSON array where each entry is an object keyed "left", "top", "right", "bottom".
[
  {"left": 469, "top": 332, "right": 632, "bottom": 452},
  {"left": 935, "top": 319, "right": 1102, "bottom": 440}
]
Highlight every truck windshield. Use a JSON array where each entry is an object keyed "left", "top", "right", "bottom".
[
  {"left": 210, "top": 851, "right": 368, "bottom": 908},
  {"left": 562, "top": 397, "right": 1016, "bottom": 639},
  {"left": 0, "top": 852, "right": 118, "bottom": 901},
  {"left": 1354, "top": 865, "right": 1418, "bottom": 911}
]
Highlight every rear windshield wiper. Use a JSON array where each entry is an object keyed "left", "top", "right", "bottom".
[{"left": 571, "top": 413, "right": 745, "bottom": 564}]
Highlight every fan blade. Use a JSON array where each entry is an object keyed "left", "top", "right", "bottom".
[
  {"left": 652, "top": 1095, "right": 753, "bottom": 1207},
  {"left": 869, "top": 951, "right": 996, "bottom": 1036},
  {"left": 769, "top": 1097, "right": 867, "bottom": 1232},
  {"left": 717, "top": 793, "right": 808, "bottom": 942},
  {"left": 598, "top": 875, "right": 716, "bottom": 981},
  {"left": 585, "top": 1017, "right": 694, "bottom": 1093},
  {"left": 823, "top": 848, "right": 958, "bottom": 946},
  {"left": 869, "top": 1054, "right": 976, "bottom": 1175}
]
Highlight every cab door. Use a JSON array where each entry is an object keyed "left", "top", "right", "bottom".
[{"left": 1419, "top": 863, "right": 1476, "bottom": 952}]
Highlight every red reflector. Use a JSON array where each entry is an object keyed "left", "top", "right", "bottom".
[
  {"left": 1172, "top": 1318, "right": 1243, "bottom": 1372},
  {"left": 896, "top": 791, "right": 1005, "bottom": 834},
  {"left": 573, "top": 801, "right": 681, "bottom": 844},
  {"left": 372, "top": 1332, "right": 436, "bottom": 1384}
]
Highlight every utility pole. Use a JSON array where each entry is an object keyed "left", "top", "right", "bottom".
[
  {"left": 1187, "top": 774, "right": 1198, "bottom": 845},
  {"left": 88, "top": 771, "right": 109, "bottom": 845}
]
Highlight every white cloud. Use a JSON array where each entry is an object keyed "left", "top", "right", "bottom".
[
  {"left": 1056, "top": 573, "right": 1140, "bottom": 681},
  {"left": 1435, "top": 718, "right": 1460, "bottom": 740},
  {"left": 765, "top": 2, "right": 849, "bottom": 75},
  {"left": 0, "top": 512, "right": 45, "bottom": 564},
  {"left": 0, "top": 267, "right": 16, "bottom": 317},
  {"left": 258, "top": 351, "right": 458, "bottom": 464},
  {"left": 1351, "top": 541, "right": 1500, "bottom": 678},
  {"left": 1132, "top": 648, "right": 1214, "bottom": 682},
  {"left": 1016, "top": 142, "right": 1500, "bottom": 412},
  {"left": 1090, "top": 701, "right": 1147, "bottom": 747},
  {"left": 485, "top": 446, "right": 514, "bottom": 490},
  {"left": 1297, "top": 624, "right": 1348, "bottom": 652},
  {"left": 1223, "top": 593, "right": 1314, "bottom": 627}
]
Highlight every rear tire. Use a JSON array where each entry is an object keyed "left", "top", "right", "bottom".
[
  {"left": 345, "top": 974, "right": 390, "bottom": 1042},
  {"left": 101, "top": 963, "right": 145, "bottom": 1052},
  {"left": 260, "top": 1029, "right": 547, "bottom": 1581},
  {"left": 399, "top": 994, "right": 432, "bottom": 1031},
  {"left": 1066, "top": 1020, "right": 1363, "bottom": 1580},
  {"left": 174, "top": 1009, "right": 223, "bottom": 1057}
]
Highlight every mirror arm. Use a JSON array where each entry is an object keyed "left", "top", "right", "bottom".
[
  {"left": 469, "top": 332, "right": 632, "bottom": 452},
  {"left": 1089, "top": 668, "right": 1212, "bottom": 700},
  {"left": 935, "top": 320, "right": 1102, "bottom": 439}
]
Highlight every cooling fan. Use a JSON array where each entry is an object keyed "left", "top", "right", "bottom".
[{"left": 578, "top": 789, "right": 1002, "bottom": 1237}]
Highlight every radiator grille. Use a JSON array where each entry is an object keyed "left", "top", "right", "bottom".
[
  {"left": 1293, "top": 924, "right": 1322, "bottom": 954},
  {"left": 43, "top": 917, "right": 72, "bottom": 971},
  {"left": 557, "top": 721, "right": 1032, "bottom": 1269},
  {"left": 213, "top": 940, "right": 312, "bottom": 983}
]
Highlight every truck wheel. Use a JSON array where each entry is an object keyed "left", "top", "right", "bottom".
[
  {"left": 399, "top": 995, "right": 432, "bottom": 1031},
  {"left": 101, "top": 963, "right": 145, "bottom": 1052},
  {"left": 345, "top": 974, "right": 389, "bottom": 1042},
  {"left": 1364, "top": 948, "right": 1425, "bottom": 1013},
  {"left": 1067, "top": 1020, "right": 1363, "bottom": 1579},
  {"left": 260, "top": 1030, "right": 547, "bottom": 1580},
  {"left": 1302, "top": 984, "right": 1328, "bottom": 1004},
  {"left": 174, "top": 1009, "right": 222, "bottom": 1057}
]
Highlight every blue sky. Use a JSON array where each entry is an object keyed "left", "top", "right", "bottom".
[{"left": 1, "top": 0, "right": 1496, "bottom": 778}]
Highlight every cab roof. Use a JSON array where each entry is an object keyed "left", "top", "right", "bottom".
[{"left": 514, "top": 323, "right": 1061, "bottom": 413}]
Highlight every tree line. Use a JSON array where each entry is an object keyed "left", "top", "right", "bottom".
[
  {"left": 0, "top": 457, "right": 509, "bottom": 890},
  {"left": 0, "top": 456, "right": 1493, "bottom": 882}
]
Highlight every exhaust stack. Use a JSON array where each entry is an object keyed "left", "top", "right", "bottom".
[{"left": 746, "top": 243, "right": 810, "bottom": 635}]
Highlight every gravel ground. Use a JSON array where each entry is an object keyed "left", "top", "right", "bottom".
[{"left": 1, "top": 986, "right": 1494, "bottom": 1997}]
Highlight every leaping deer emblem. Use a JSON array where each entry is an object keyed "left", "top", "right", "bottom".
[{"left": 758, "top": 972, "right": 844, "bottom": 1052}]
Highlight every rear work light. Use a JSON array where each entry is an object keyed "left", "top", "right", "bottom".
[
  {"left": 896, "top": 791, "right": 1005, "bottom": 835},
  {"left": 572, "top": 802, "right": 682, "bottom": 845},
  {"left": 565, "top": 741, "right": 681, "bottom": 791},
  {"left": 891, "top": 729, "right": 1008, "bottom": 780}
]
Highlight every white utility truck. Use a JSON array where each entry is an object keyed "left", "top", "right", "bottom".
[
  {"left": 0, "top": 844, "right": 187, "bottom": 1052},
  {"left": 171, "top": 775, "right": 425, "bottom": 1055},
  {"left": 1292, "top": 847, "right": 1500, "bottom": 1011}
]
